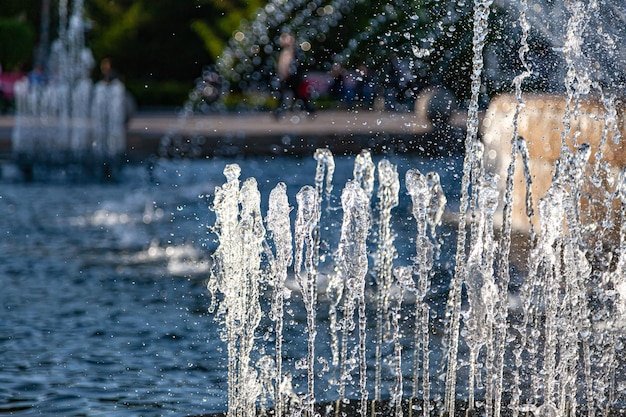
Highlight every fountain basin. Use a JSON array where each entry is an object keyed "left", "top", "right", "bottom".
[
  {"left": 2, "top": 109, "right": 467, "bottom": 162},
  {"left": 133, "top": 109, "right": 468, "bottom": 158}
]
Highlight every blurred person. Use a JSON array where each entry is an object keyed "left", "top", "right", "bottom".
[
  {"left": 0, "top": 63, "right": 5, "bottom": 113},
  {"left": 329, "top": 63, "right": 347, "bottom": 106},
  {"left": 274, "top": 33, "right": 313, "bottom": 117},
  {"left": 354, "top": 64, "right": 376, "bottom": 107},
  {"left": 0, "top": 64, "right": 26, "bottom": 114},
  {"left": 97, "top": 57, "right": 136, "bottom": 122},
  {"left": 100, "top": 58, "right": 119, "bottom": 83},
  {"left": 342, "top": 70, "right": 357, "bottom": 107},
  {"left": 384, "top": 54, "right": 417, "bottom": 111},
  {"left": 28, "top": 63, "right": 48, "bottom": 87}
]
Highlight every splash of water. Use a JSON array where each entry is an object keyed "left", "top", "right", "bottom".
[
  {"left": 337, "top": 180, "right": 371, "bottom": 416},
  {"left": 373, "top": 159, "right": 400, "bottom": 403},
  {"left": 294, "top": 185, "right": 320, "bottom": 417},
  {"left": 406, "top": 168, "right": 446, "bottom": 417},
  {"left": 266, "top": 182, "right": 294, "bottom": 417},
  {"left": 208, "top": 138, "right": 626, "bottom": 416},
  {"left": 209, "top": 165, "right": 267, "bottom": 417},
  {"left": 206, "top": 0, "right": 626, "bottom": 415},
  {"left": 209, "top": 152, "right": 449, "bottom": 417}
]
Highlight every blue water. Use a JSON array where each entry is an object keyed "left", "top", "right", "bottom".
[{"left": 0, "top": 154, "right": 462, "bottom": 416}]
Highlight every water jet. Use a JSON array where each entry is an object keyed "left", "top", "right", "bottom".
[
  {"left": 11, "top": 0, "right": 127, "bottom": 180},
  {"left": 206, "top": 1, "right": 626, "bottom": 417}
]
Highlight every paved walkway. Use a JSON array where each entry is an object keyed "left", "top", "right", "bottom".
[{"left": 0, "top": 109, "right": 467, "bottom": 159}]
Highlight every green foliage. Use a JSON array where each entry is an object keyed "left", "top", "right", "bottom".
[
  {"left": 190, "top": 0, "right": 264, "bottom": 60},
  {"left": 190, "top": 20, "right": 223, "bottom": 60},
  {"left": 211, "top": 0, "right": 481, "bottom": 101},
  {"left": 1, "top": 0, "right": 250, "bottom": 106},
  {"left": 88, "top": 2, "right": 149, "bottom": 55},
  {"left": 0, "top": 15, "right": 36, "bottom": 71},
  {"left": 212, "top": 0, "right": 524, "bottom": 105},
  {"left": 87, "top": 0, "right": 211, "bottom": 86}
]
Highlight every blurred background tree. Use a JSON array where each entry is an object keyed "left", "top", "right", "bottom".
[
  {"left": 0, "top": 0, "right": 580, "bottom": 109},
  {"left": 0, "top": 0, "right": 39, "bottom": 72},
  {"left": 0, "top": 15, "right": 36, "bottom": 72},
  {"left": 190, "top": 0, "right": 264, "bottom": 60}
]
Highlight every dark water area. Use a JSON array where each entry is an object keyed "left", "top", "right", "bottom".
[{"left": 0, "top": 153, "right": 463, "bottom": 416}]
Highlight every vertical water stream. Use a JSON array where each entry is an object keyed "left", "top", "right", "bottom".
[{"left": 206, "top": 0, "right": 626, "bottom": 415}]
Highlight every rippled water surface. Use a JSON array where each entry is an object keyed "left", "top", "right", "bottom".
[{"left": 0, "top": 154, "right": 462, "bottom": 416}]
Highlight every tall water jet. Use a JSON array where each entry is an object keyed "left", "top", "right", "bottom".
[
  {"left": 11, "top": 0, "right": 126, "bottom": 179},
  {"left": 294, "top": 184, "right": 320, "bottom": 417},
  {"left": 406, "top": 168, "right": 446, "bottom": 417},
  {"left": 443, "top": 1, "right": 494, "bottom": 415},
  {"left": 373, "top": 159, "right": 400, "bottom": 405},
  {"left": 338, "top": 180, "right": 371, "bottom": 416},
  {"left": 208, "top": 150, "right": 448, "bottom": 416},
  {"left": 267, "top": 183, "right": 294, "bottom": 417},
  {"left": 209, "top": 165, "right": 267, "bottom": 417},
  {"left": 205, "top": 0, "right": 626, "bottom": 416}
]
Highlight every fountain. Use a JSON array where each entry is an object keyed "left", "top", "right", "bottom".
[
  {"left": 11, "top": 0, "right": 126, "bottom": 180},
  {"left": 2, "top": 0, "right": 626, "bottom": 416},
  {"left": 206, "top": 1, "right": 626, "bottom": 417}
]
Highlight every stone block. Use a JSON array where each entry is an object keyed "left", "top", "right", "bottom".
[{"left": 482, "top": 94, "right": 626, "bottom": 254}]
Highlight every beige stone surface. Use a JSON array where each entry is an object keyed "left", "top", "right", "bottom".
[{"left": 482, "top": 94, "right": 626, "bottom": 250}]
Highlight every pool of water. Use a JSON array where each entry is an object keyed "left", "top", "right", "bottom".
[{"left": 0, "top": 153, "right": 463, "bottom": 416}]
